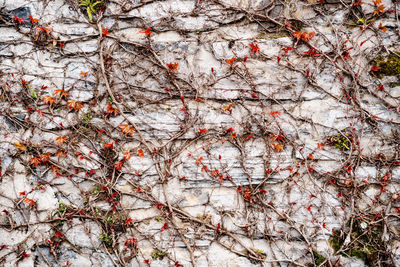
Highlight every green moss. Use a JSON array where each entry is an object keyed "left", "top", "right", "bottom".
[
  {"left": 312, "top": 250, "right": 326, "bottom": 265},
  {"left": 256, "top": 31, "right": 290, "bottom": 39},
  {"left": 99, "top": 232, "right": 113, "bottom": 246},
  {"left": 329, "top": 218, "right": 386, "bottom": 266},
  {"left": 79, "top": 0, "right": 105, "bottom": 22},
  {"left": 329, "top": 132, "right": 351, "bottom": 151},
  {"left": 373, "top": 52, "right": 400, "bottom": 78},
  {"left": 151, "top": 250, "right": 166, "bottom": 260}
]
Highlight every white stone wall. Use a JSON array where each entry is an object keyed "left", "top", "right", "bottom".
[{"left": 0, "top": 0, "right": 399, "bottom": 266}]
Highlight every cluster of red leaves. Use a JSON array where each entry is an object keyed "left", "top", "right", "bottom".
[
  {"left": 293, "top": 31, "right": 315, "bottom": 41},
  {"left": 13, "top": 15, "right": 26, "bottom": 24},
  {"left": 50, "top": 165, "right": 62, "bottom": 178},
  {"left": 114, "top": 151, "right": 132, "bottom": 171},
  {"left": 351, "top": 0, "right": 362, "bottom": 8},
  {"left": 242, "top": 188, "right": 252, "bottom": 202},
  {"left": 304, "top": 48, "right": 321, "bottom": 57},
  {"left": 30, "top": 152, "right": 50, "bottom": 167},
  {"left": 282, "top": 47, "right": 294, "bottom": 54},
  {"left": 124, "top": 238, "right": 137, "bottom": 247}
]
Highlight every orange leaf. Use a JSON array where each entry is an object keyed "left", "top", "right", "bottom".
[
  {"left": 42, "top": 95, "right": 55, "bottom": 105},
  {"left": 211, "top": 169, "right": 219, "bottom": 177},
  {"left": 225, "top": 57, "right": 236, "bottom": 66},
  {"left": 317, "top": 143, "right": 325, "bottom": 150},
  {"left": 293, "top": 31, "right": 302, "bottom": 39},
  {"left": 303, "top": 32, "right": 315, "bottom": 41},
  {"left": 137, "top": 149, "right": 145, "bottom": 158},
  {"left": 54, "top": 89, "right": 69, "bottom": 98},
  {"left": 40, "top": 152, "right": 50, "bottom": 163},
  {"left": 120, "top": 123, "right": 135, "bottom": 136},
  {"left": 24, "top": 198, "right": 36, "bottom": 207},
  {"left": 56, "top": 136, "right": 67, "bottom": 145},
  {"left": 123, "top": 151, "right": 131, "bottom": 160},
  {"left": 56, "top": 150, "right": 67, "bottom": 158},
  {"left": 105, "top": 103, "right": 120, "bottom": 116},
  {"left": 30, "top": 156, "right": 40, "bottom": 167},
  {"left": 272, "top": 143, "right": 283, "bottom": 152},
  {"left": 378, "top": 22, "right": 387, "bottom": 33},
  {"left": 66, "top": 100, "right": 83, "bottom": 111},
  {"left": 14, "top": 142, "right": 27, "bottom": 151},
  {"left": 195, "top": 157, "right": 203, "bottom": 165},
  {"left": 373, "top": 4, "right": 385, "bottom": 15}
]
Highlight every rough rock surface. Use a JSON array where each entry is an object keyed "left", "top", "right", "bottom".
[{"left": 0, "top": 0, "right": 400, "bottom": 266}]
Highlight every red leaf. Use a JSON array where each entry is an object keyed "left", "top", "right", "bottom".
[
  {"left": 20, "top": 252, "right": 30, "bottom": 258},
  {"left": 155, "top": 203, "right": 164, "bottom": 209},
  {"left": 282, "top": 47, "right": 293, "bottom": 54},
  {"left": 166, "top": 62, "right": 178, "bottom": 71},
  {"left": 28, "top": 15, "right": 39, "bottom": 23},
  {"left": 269, "top": 111, "right": 281, "bottom": 117},
  {"left": 139, "top": 27, "right": 152, "bottom": 36},
  {"left": 126, "top": 218, "right": 133, "bottom": 226},
  {"left": 160, "top": 222, "right": 168, "bottom": 231},
  {"left": 370, "top": 65, "right": 379, "bottom": 72},
  {"left": 105, "top": 143, "right": 114, "bottom": 149},
  {"left": 102, "top": 27, "right": 110, "bottom": 37},
  {"left": 249, "top": 42, "right": 259, "bottom": 53}
]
